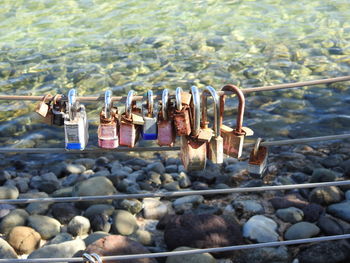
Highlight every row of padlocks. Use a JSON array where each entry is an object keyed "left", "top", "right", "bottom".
[{"left": 35, "top": 85, "right": 267, "bottom": 172}]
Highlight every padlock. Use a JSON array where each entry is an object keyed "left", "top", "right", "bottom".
[
  {"left": 83, "top": 253, "right": 102, "bottom": 263},
  {"left": 157, "top": 89, "right": 176, "bottom": 146},
  {"left": 98, "top": 90, "right": 119, "bottom": 149},
  {"left": 180, "top": 86, "right": 207, "bottom": 171},
  {"left": 119, "top": 90, "right": 140, "bottom": 147},
  {"left": 64, "top": 89, "right": 89, "bottom": 150},
  {"left": 220, "top": 84, "right": 253, "bottom": 158},
  {"left": 173, "top": 87, "right": 192, "bottom": 136},
  {"left": 248, "top": 138, "right": 268, "bottom": 176},
  {"left": 51, "top": 94, "right": 66, "bottom": 126},
  {"left": 142, "top": 90, "right": 157, "bottom": 140},
  {"left": 202, "top": 86, "right": 224, "bottom": 164},
  {"left": 35, "top": 94, "right": 52, "bottom": 117}
]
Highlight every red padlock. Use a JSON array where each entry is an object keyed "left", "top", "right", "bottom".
[{"left": 157, "top": 89, "right": 176, "bottom": 146}]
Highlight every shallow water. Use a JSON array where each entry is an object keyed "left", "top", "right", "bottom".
[{"left": 0, "top": 0, "right": 349, "bottom": 149}]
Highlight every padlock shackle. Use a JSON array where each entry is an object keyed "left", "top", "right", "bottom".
[
  {"left": 190, "top": 86, "right": 201, "bottom": 137},
  {"left": 82, "top": 253, "right": 102, "bottom": 263},
  {"left": 202, "top": 86, "right": 220, "bottom": 137},
  {"left": 253, "top": 137, "right": 262, "bottom": 157},
  {"left": 175, "top": 87, "right": 183, "bottom": 111},
  {"left": 220, "top": 84, "right": 245, "bottom": 134},
  {"left": 146, "top": 90, "right": 154, "bottom": 117},
  {"left": 104, "top": 90, "right": 112, "bottom": 119},
  {"left": 125, "top": 90, "right": 135, "bottom": 119},
  {"left": 91, "top": 253, "right": 102, "bottom": 263},
  {"left": 162, "top": 89, "right": 169, "bottom": 120},
  {"left": 67, "top": 89, "right": 77, "bottom": 120}
]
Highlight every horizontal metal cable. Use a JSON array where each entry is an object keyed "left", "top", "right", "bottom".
[
  {"left": 0, "top": 133, "right": 349, "bottom": 154},
  {"left": 1, "top": 234, "right": 349, "bottom": 263},
  {"left": 1, "top": 180, "right": 349, "bottom": 205},
  {"left": 0, "top": 76, "right": 349, "bottom": 102}
]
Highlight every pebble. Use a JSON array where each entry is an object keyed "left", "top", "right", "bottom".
[
  {"left": 297, "top": 240, "right": 350, "bottom": 263},
  {"left": 173, "top": 195, "right": 204, "bottom": 209},
  {"left": 131, "top": 229, "right": 154, "bottom": 246},
  {"left": 143, "top": 198, "right": 168, "bottom": 220},
  {"left": 270, "top": 195, "right": 308, "bottom": 210},
  {"left": 27, "top": 215, "right": 61, "bottom": 240},
  {"left": 0, "top": 185, "right": 19, "bottom": 199},
  {"left": 65, "top": 163, "right": 86, "bottom": 174},
  {"left": 232, "top": 200, "right": 264, "bottom": 217},
  {"left": 84, "top": 204, "right": 115, "bottom": 218},
  {"left": 310, "top": 168, "right": 337, "bottom": 183},
  {"left": 276, "top": 207, "right": 304, "bottom": 223},
  {"left": 74, "top": 158, "right": 95, "bottom": 170},
  {"left": 291, "top": 172, "right": 309, "bottom": 183},
  {"left": 284, "top": 222, "right": 320, "bottom": 240},
  {"left": 0, "top": 204, "right": 16, "bottom": 219},
  {"left": 327, "top": 201, "right": 350, "bottom": 222},
  {"left": 0, "top": 209, "right": 29, "bottom": 235},
  {"left": 163, "top": 181, "right": 181, "bottom": 191},
  {"left": 85, "top": 235, "right": 157, "bottom": 263},
  {"left": 0, "top": 238, "right": 18, "bottom": 259},
  {"left": 346, "top": 190, "right": 350, "bottom": 200},
  {"left": 302, "top": 203, "right": 324, "bottom": 222},
  {"left": 46, "top": 233, "right": 73, "bottom": 245},
  {"left": 317, "top": 216, "right": 344, "bottom": 235},
  {"left": 146, "top": 162, "right": 165, "bottom": 174},
  {"left": 116, "top": 199, "right": 143, "bottom": 214},
  {"left": 166, "top": 246, "right": 216, "bottom": 263},
  {"left": 67, "top": 215, "right": 91, "bottom": 236},
  {"left": 309, "top": 186, "right": 343, "bottom": 205},
  {"left": 26, "top": 202, "right": 52, "bottom": 215},
  {"left": 239, "top": 246, "right": 290, "bottom": 263},
  {"left": 90, "top": 213, "right": 111, "bottom": 232},
  {"left": 51, "top": 203, "right": 80, "bottom": 224},
  {"left": 112, "top": 210, "right": 138, "bottom": 235},
  {"left": 28, "top": 239, "right": 86, "bottom": 260},
  {"left": 7, "top": 226, "right": 41, "bottom": 255},
  {"left": 37, "top": 172, "right": 60, "bottom": 193},
  {"left": 84, "top": 231, "right": 110, "bottom": 246},
  {"left": 243, "top": 215, "right": 279, "bottom": 243},
  {"left": 165, "top": 165, "right": 178, "bottom": 173},
  {"left": 179, "top": 172, "right": 192, "bottom": 188}
]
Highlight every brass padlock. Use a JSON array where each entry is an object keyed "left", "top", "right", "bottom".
[
  {"left": 35, "top": 94, "right": 53, "bottom": 125},
  {"left": 98, "top": 90, "right": 119, "bottom": 149},
  {"left": 142, "top": 90, "right": 157, "bottom": 140},
  {"left": 181, "top": 86, "right": 207, "bottom": 171},
  {"left": 248, "top": 138, "right": 268, "bottom": 177},
  {"left": 157, "top": 89, "right": 176, "bottom": 146},
  {"left": 220, "top": 84, "right": 253, "bottom": 158},
  {"left": 202, "top": 86, "right": 224, "bottom": 164},
  {"left": 174, "top": 87, "right": 192, "bottom": 136},
  {"left": 119, "top": 90, "right": 140, "bottom": 147}
]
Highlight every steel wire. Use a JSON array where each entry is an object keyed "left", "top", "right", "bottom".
[
  {"left": 0, "top": 133, "right": 349, "bottom": 154},
  {"left": 1, "top": 180, "right": 349, "bottom": 205},
  {"left": 0, "top": 234, "right": 349, "bottom": 262},
  {"left": 0, "top": 76, "right": 349, "bottom": 102}
]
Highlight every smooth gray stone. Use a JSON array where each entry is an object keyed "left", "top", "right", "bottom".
[
  {"left": 45, "top": 233, "right": 73, "bottom": 246},
  {"left": 309, "top": 186, "right": 343, "bottom": 205},
  {"left": 67, "top": 216, "right": 90, "bottom": 236},
  {"left": 0, "top": 209, "right": 29, "bottom": 235},
  {"left": 232, "top": 200, "right": 264, "bottom": 216},
  {"left": 276, "top": 207, "right": 304, "bottom": 223},
  {"left": 0, "top": 238, "right": 18, "bottom": 259},
  {"left": 166, "top": 246, "right": 216, "bottom": 263},
  {"left": 27, "top": 215, "right": 61, "bottom": 240},
  {"left": 284, "top": 222, "right": 320, "bottom": 240},
  {"left": 0, "top": 185, "right": 19, "bottom": 199},
  {"left": 317, "top": 216, "right": 344, "bottom": 235},
  {"left": 84, "top": 231, "right": 110, "bottom": 246},
  {"left": 112, "top": 210, "right": 138, "bottom": 235},
  {"left": 243, "top": 215, "right": 279, "bottom": 242},
  {"left": 143, "top": 198, "right": 168, "bottom": 220},
  {"left": 239, "top": 246, "right": 290, "bottom": 263},
  {"left": 327, "top": 201, "right": 350, "bottom": 222},
  {"left": 173, "top": 195, "right": 204, "bottom": 209}
]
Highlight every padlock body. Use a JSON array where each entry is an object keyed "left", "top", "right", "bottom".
[
  {"left": 64, "top": 111, "right": 89, "bottom": 150},
  {"left": 174, "top": 108, "right": 191, "bottom": 136},
  {"left": 119, "top": 122, "right": 137, "bottom": 147},
  {"left": 98, "top": 123, "right": 119, "bottom": 149},
  {"left": 197, "top": 128, "right": 213, "bottom": 142},
  {"left": 52, "top": 111, "right": 65, "bottom": 126},
  {"left": 248, "top": 146, "right": 268, "bottom": 176},
  {"left": 180, "top": 136, "right": 207, "bottom": 171},
  {"left": 221, "top": 125, "right": 244, "bottom": 158},
  {"left": 142, "top": 116, "right": 157, "bottom": 140},
  {"left": 36, "top": 102, "right": 49, "bottom": 117},
  {"left": 208, "top": 136, "right": 224, "bottom": 164},
  {"left": 157, "top": 120, "right": 175, "bottom": 146}
]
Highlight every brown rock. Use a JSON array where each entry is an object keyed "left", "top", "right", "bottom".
[
  {"left": 269, "top": 194, "right": 309, "bottom": 210},
  {"left": 7, "top": 226, "right": 41, "bottom": 255},
  {"left": 85, "top": 235, "right": 157, "bottom": 263},
  {"left": 164, "top": 213, "right": 243, "bottom": 258}
]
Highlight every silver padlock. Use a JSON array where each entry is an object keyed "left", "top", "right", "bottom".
[
  {"left": 64, "top": 89, "right": 89, "bottom": 150},
  {"left": 202, "top": 86, "right": 224, "bottom": 164},
  {"left": 142, "top": 90, "right": 157, "bottom": 140},
  {"left": 248, "top": 138, "right": 268, "bottom": 177}
]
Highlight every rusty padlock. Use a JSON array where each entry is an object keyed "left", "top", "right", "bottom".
[
  {"left": 202, "top": 86, "right": 224, "bottom": 164},
  {"left": 98, "top": 90, "right": 119, "bottom": 149},
  {"left": 180, "top": 86, "right": 207, "bottom": 171},
  {"left": 248, "top": 138, "right": 268, "bottom": 177},
  {"left": 157, "top": 89, "right": 176, "bottom": 146},
  {"left": 220, "top": 84, "right": 253, "bottom": 158},
  {"left": 119, "top": 90, "right": 140, "bottom": 147},
  {"left": 173, "top": 87, "right": 192, "bottom": 136},
  {"left": 142, "top": 90, "right": 157, "bottom": 140},
  {"left": 35, "top": 94, "right": 53, "bottom": 124}
]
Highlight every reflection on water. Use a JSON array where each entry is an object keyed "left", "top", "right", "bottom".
[{"left": 0, "top": 0, "right": 349, "bottom": 148}]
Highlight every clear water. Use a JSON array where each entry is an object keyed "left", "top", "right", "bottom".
[{"left": 0, "top": 0, "right": 349, "bottom": 148}]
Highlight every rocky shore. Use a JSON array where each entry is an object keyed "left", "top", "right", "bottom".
[{"left": 0, "top": 140, "right": 350, "bottom": 263}]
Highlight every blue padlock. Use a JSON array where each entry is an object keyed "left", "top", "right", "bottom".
[
  {"left": 64, "top": 89, "right": 89, "bottom": 150},
  {"left": 142, "top": 90, "right": 157, "bottom": 140}
]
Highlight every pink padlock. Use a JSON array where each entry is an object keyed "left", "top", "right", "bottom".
[
  {"left": 97, "top": 90, "right": 119, "bottom": 149},
  {"left": 157, "top": 89, "right": 176, "bottom": 146}
]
